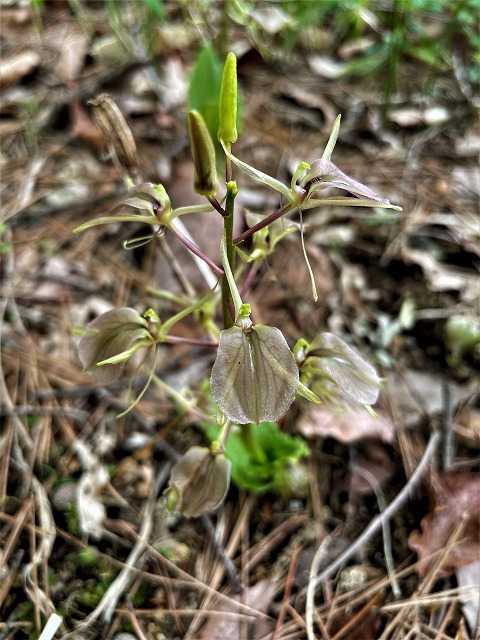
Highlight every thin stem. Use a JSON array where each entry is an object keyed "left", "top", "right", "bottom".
[
  {"left": 152, "top": 374, "right": 208, "bottom": 421},
  {"left": 233, "top": 203, "right": 295, "bottom": 245},
  {"left": 161, "top": 335, "right": 218, "bottom": 347},
  {"left": 173, "top": 203, "right": 215, "bottom": 217},
  {"left": 169, "top": 224, "right": 224, "bottom": 278},
  {"left": 160, "top": 291, "right": 214, "bottom": 336},
  {"left": 218, "top": 419, "right": 232, "bottom": 448},
  {"left": 207, "top": 196, "right": 227, "bottom": 217},
  {"left": 240, "top": 261, "right": 259, "bottom": 299},
  {"left": 145, "top": 287, "right": 191, "bottom": 307},
  {"left": 222, "top": 182, "right": 237, "bottom": 327},
  {"left": 241, "top": 423, "right": 267, "bottom": 464},
  {"left": 221, "top": 240, "right": 243, "bottom": 319},
  {"left": 159, "top": 235, "right": 196, "bottom": 298}
]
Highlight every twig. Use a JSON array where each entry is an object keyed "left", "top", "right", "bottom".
[
  {"left": 159, "top": 234, "right": 196, "bottom": 298},
  {"left": 306, "top": 535, "right": 333, "bottom": 640},
  {"left": 441, "top": 380, "right": 455, "bottom": 471},
  {"left": 272, "top": 545, "right": 302, "bottom": 640},
  {"left": 38, "top": 614, "right": 63, "bottom": 640},
  {"left": 353, "top": 464, "right": 401, "bottom": 599},
  {"left": 0, "top": 227, "right": 56, "bottom": 619},
  {"left": 312, "top": 431, "right": 440, "bottom": 589}
]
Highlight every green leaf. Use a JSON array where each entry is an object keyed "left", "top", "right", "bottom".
[
  {"left": 204, "top": 421, "right": 309, "bottom": 494},
  {"left": 211, "top": 324, "right": 299, "bottom": 424},
  {"left": 142, "top": 0, "right": 165, "bottom": 21},
  {"left": 188, "top": 43, "right": 223, "bottom": 141}
]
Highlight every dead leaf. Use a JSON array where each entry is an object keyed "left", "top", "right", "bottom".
[
  {"left": 51, "top": 23, "right": 89, "bottom": 83},
  {"left": 409, "top": 472, "right": 480, "bottom": 577},
  {"left": 197, "top": 579, "right": 277, "bottom": 639},
  {"left": 349, "top": 444, "right": 395, "bottom": 495},
  {"left": 388, "top": 106, "right": 449, "bottom": 127},
  {"left": 388, "top": 370, "right": 475, "bottom": 428},
  {"left": 0, "top": 50, "right": 40, "bottom": 88},
  {"left": 70, "top": 101, "right": 104, "bottom": 148},
  {"left": 456, "top": 560, "right": 480, "bottom": 638},
  {"left": 308, "top": 55, "right": 346, "bottom": 79},
  {"left": 297, "top": 405, "right": 395, "bottom": 444},
  {"left": 250, "top": 6, "right": 290, "bottom": 34}
]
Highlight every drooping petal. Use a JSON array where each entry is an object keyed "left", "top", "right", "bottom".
[
  {"left": 168, "top": 446, "right": 231, "bottom": 518},
  {"left": 303, "top": 159, "right": 387, "bottom": 203},
  {"left": 78, "top": 308, "right": 150, "bottom": 384},
  {"left": 211, "top": 324, "right": 299, "bottom": 424},
  {"left": 309, "top": 332, "right": 381, "bottom": 406}
]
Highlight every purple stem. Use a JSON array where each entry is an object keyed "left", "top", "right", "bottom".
[
  {"left": 207, "top": 196, "right": 227, "bottom": 217},
  {"left": 240, "top": 261, "right": 259, "bottom": 298},
  {"left": 163, "top": 335, "right": 218, "bottom": 347},
  {"left": 170, "top": 226, "right": 224, "bottom": 277},
  {"left": 233, "top": 203, "right": 296, "bottom": 245}
]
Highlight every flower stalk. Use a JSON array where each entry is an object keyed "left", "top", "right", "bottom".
[{"left": 221, "top": 180, "right": 238, "bottom": 328}]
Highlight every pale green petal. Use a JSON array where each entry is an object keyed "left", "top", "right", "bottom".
[
  {"left": 211, "top": 324, "right": 299, "bottom": 424},
  {"left": 302, "top": 197, "right": 402, "bottom": 211},
  {"left": 322, "top": 114, "right": 341, "bottom": 162},
  {"left": 221, "top": 141, "right": 293, "bottom": 202},
  {"left": 309, "top": 333, "right": 381, "bottom": 406},
  {"left": 74, "top": 215, "right": 156, "bottom": 233}
]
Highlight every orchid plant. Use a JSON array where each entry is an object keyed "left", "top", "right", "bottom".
[{"left": 74, "top": 55, "right": 399, "bottom": 517}]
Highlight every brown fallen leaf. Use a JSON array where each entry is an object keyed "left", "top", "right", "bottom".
[
  {"left": 297, "top": 405, "right": 395, "bottom": 444},
  {"left": 0, "top": 50, "right": 40, "bottom": 88},
  {"left": 349, "top": 444, "right": 395, "bottom": 495},
  {"left": 197, "top": 579, "right": 277, "bottom": 640},
  {"left": 409, "top": 472, "right": 480, "bottom": 577},
  {"left": 70, "top": 101, "right": 104, "bottom": 148}
]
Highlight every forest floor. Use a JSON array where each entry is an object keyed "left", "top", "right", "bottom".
[{"left": 1, "top": 3, "right": 479, "bottom": 639}]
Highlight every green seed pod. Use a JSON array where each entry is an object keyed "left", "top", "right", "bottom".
[
  {"left": 218, "top": 52, "right": 238, "bottom": 144},
  {"left": 187, "top": 110, "right": 218, "bottom": 196},
  {"left": 89, "top": 93, "right": 138, "bottom": 170}
]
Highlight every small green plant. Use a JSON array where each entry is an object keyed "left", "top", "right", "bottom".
[{"left": 73, "top": 53, "right": 399, "bottom": 518}]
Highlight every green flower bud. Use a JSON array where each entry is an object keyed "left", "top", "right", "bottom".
[
  {"left": 167, "top": 446, "right": 231, "bottom": 518},
  {"left": 218, "top": 52, "right": 238, "bottom": 144},
  {"left": 187, "top": 110, "right": 218, "bottom": 196}
]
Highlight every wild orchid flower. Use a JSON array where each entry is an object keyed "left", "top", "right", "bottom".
[
  {"left": 224, "top": 115, "right": 401, "bottom": 214},
  {"left": 222, "top": 116, "right": 401, "bottom": 300}
]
